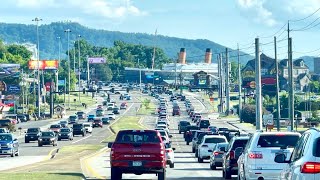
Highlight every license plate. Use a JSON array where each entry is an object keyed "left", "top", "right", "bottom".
[{"left": 132, "top": 161, "right": 142, "bottom": 166}]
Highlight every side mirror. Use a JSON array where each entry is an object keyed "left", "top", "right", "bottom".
[
  {"left": 208, "top": 149, "right": 213, "bottom": 152},
  {"left": 169, "top": 135, "right": 173, "bottom": 138},
  {"left": 107, "top": 142, "right": 113, "bottom": 148},
  {"left": 172, "top": 148, "right": 176, "bottom": 151},
  {"left": 274, "top": 153, "right": 289, "bottom": 163},
  {"left": 220, "top": 147, "right": 226, "bottom": 152},
  {"left": 13, "top": 138, "right": 17, "bottom": 141}
]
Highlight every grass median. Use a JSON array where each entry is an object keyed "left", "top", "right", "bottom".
[
  {"left": 102, "top": 116, "right": 145, "bottom": 143},
  {"left": 136, "top": 98, "right": 156, "bottom": 115},
  {"left": 0, "top": 172, "right": 84, "bottom": 180}
]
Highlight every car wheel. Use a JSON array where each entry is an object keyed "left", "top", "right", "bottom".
[
  {"left": 15, "top": 150, "right": 19, "bottom": 156},
  {"left": 197, "top": 157, "right": 203, "bottom": 163},
  {"left": 25, "top": 140, "right": 29, "bottom": 143},
  {"left": 210, "top": 162, "right": 216, "bottom": 170},
  {"left": 111, "top": 167, "right": 122, "bottom": 180},
  {"left": 82, "top": 133, "right": 85, "bottom": 137},
  {"left": 192, "top": 147, "right": 195, "bottom": 153},
  {"left": 170, "top": 162, "right": 174, "bottom": 168},
  {"left": 179, "top": 131, "right": 181, "bottom": 134},
  {"left": 195, "top": 151, "right": 198, "bottom": 157},
  {"left": 225, "top": 169, "right": 232, "bottom": 179},
  {"left": 58, "top": 138, "right": 61, "bottom": 141},
  {"left": 158, "top": 169, "right": 166, "bottom": 180},
  {"left": 186, "top": 141, "right": 189, "bottom": 145},
  {"left": 11, "top": 152, "right": 15, "bottom": 157},
  {"left": 38, "top": 143, "right": 42, "bottom": 147}
]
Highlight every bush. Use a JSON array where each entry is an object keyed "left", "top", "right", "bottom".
[
  {"left": 142, "top": 99, "right": 151, "bottom": 109},
  {"left": 241, "top": 104, "right": 268, "bottom": 125}
]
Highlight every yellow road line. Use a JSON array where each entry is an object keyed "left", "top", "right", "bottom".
[
  {"left": 82, "top": 148, "right": 110, "bottom": 179},
  {"left": 45, "top": 148, "right": 58, "bottom": 160}
]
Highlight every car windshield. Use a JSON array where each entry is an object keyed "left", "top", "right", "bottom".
[
  {"left": 83, "top": 124, "right": 90, "bottom": 127},
  {"left": 257, "top": 134, "right": 300, "bottom": 148},
  {"left": 60, "top": 129, "right": 70, "bottom": 132},
  {"left": 41, "top": 132, "right": 54, "bottom": 137},
  {"left": 180, "top": 121, "right": 190, "bottom": 126},
  {"left": 116, "top": 131, "right": 161, "bottom": 143},
  {"left": 205, "top": 137, "right": 226, "bottom": 143},
  {"left": 27, "top": 128, "right": 39, "bottom": 133},
  {"left": 50, "top": 125, "right": 60, "bottom": 128},
  {"left": 69, "top": 116, "right": 76, "bottom": 120},
  {"left": 73, "top": 124, "right": 82, "bottom": 128},
  {"left": 0, "top": 134, "right": 12, "bottom": 141},
  {"left": 77, "top": 112, "right": 84, "bottom": 115},
  {"left": 159, "top": 131, "right": 166, "bottom": 136}
]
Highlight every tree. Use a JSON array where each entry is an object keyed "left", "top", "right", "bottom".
[{"left": 309, "top": 81, "right": 320, "bottom": 93}]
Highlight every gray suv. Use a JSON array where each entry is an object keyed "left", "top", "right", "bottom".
[{"left": 275, "top": 127, "right": 320, "bottom": 180}]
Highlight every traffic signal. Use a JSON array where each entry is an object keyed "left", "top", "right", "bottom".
[{"left": 83, "top": 88, "right": 86, "bottom": 94}]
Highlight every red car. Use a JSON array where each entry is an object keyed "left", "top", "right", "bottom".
[
  {"left": 92, "top": 119, "right": 103, "bottom": 128},
  {"left": 108, "top": 130, "right": 166, "bottom": 180},
  {"left": 49, "top": 124, "right": 62, "bottom": 133}
]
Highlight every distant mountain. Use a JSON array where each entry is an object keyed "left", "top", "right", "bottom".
[
  {"left": 0, "top": 22, "right": 253, "bottom": 64},
  {"left": 297, "top": 56, "right": 316, "bottom": 72}
]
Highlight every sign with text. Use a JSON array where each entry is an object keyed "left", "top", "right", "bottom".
[
  {"left": 88, "top": 57, "right": 106, "bottom": 64},
  {"left": 8, "top": 85, "right": 20, "bottom": 93},
  {"left": 58, "top": 80, "right": 65, "bottom": 86},
  {"left": 28, "top": 60, "right": 59, "bottom": 70},
  {"left": 0, "top": 64, "right": 20, "bottom": 78}
]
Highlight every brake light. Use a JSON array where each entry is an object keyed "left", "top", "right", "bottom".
[
  {"left": 214, "top": 152, "right": 219, "bottom": 156},
  {"left": 202, "top": 145, "right": 208, "bottom": 148},
  {"left": 230, "top": 150, "right": 235, "bottom": 159},
  {"left": 301, "top": 162, "right": 320, "bottom": 173},
  {"left": 248, "top": 152, "right": 263, "bottom": 159},
  {"left": 166, "top": 149, "right": 173, "bottom": 153}
]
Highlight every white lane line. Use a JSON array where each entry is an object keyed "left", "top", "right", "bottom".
[{"left": 72, "top": 134, "right": 92, "bottom": 144}]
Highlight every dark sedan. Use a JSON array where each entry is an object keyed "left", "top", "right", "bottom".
[
  {"left": 38, "top": 131, "right": 58, "bottom": 147},
  {"left": 58, "top": 128, "right": 73, "bottom": 141}
]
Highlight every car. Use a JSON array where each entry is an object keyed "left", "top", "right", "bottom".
[
  {"left": 193, "top": 131, "right": 216, "bottom": 156},
  {"left": 87, "top": 114, "right": 95, "bottom": 122},
  {"left": 172, "top": 107, "right": 181, "bottom": 116},
  {"left": 0, "top": 128, "right": 9, "bottom": 133},
  {"left": 58, "top": 127, "right": 73, "bottom": 141},
  {"left": 0, "top": 133, "right": 19, "bottom": 157},
  {"left": 198, "top": 119, "right": 210, "bottom": 129},
  {"left": 185, "top": 129, "right": 201, "bottom": 145},
  {"left": 237, "top": 131, "right": 301, "bottom": 180},
  {"left": 107, "top": 113, "right": 116, "bottom": 120},
  {"left": 142, "top": 89, "right": 148, "bottom": 94},
  {"left": 274, "top": 128, "right": 320, "bottom": 180},
  {"left": 197, "top": 135, "right": 228, "bottom": 163},
  {"left": 222, "top": 136, "right": 250, "bottom": 178},
  {"left": 72, "top": 123, "right": 86, "bottom": 137},
  {"left": 49, "top": 124, "right": 62, "bottom": 134},
  {"left": 93, "top": 119, "right": 103, "bottom": 128},
  {"left": 96, "top": 108, "right": 104, "bottom": 117},
  {"left": 107, "top": 103, "right": 114, "bottom": 110},
  {"left": 193, "top": 114, "right": 202, "bottom": 123},
  {"left": 17, "top": 114, "right": 27, "bottom": 122},
  {"left": 83, "top": 123, "right": 93, "bottom": 133},
  {"left": 68, "top": 115, "right": 78, "bottom": 124},
  {"left": 156, "top": 124, "right": 169, "bottom": 133},
  {"left": 165, "top": 143, "right": 175, "bottom": 168},
  {"left": 113, "top": 107, "right": 120, "bottom": 114},
  {"left": 209, "top": 143, "right": 229, "bottom": 170},
  {"left": 156, "top": 121, "right": 170, "bottom": 129},
  {"left": 59, "top": 120, "right": 68, "bottom": 128},
  {"left": 101, "top": 117, "right": 110, "bottom": 124},
  {"left": 25, "top": 128, "right": 41, "bottom": 143},
  {"left": 178, "top": 121, "right": 191, "bottom": 134},
  {"left": 184, "top": 125, "right": 200, "bottom": 139},
  {"left": 38, "top": 131, "right": 58, "bottom": 147},
  {"left": 108, "top": 130, "right": 166, "bottom": 180},
  {"left": 76, "top": 111, "right": 86, "bottom": 119},
  {"left": 124, "top": 94, "right": 131, "bottom": 100},
  {"left": 120, "top": 102, "right": 127, "bottom": 109},
  {"left": 208, "top": 126, "right": 218, "bottom": 133}
]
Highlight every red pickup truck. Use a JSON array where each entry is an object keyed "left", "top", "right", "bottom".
[{"left": 108, "top": 130, "right": 166, "bottom": 180}]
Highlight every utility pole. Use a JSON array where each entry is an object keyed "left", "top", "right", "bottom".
[
  {"left": 78, "top": 35, "right": 81, "bottom": 103},
  {"left": 56, "top": 36, "right": 61, "bottom": 92},
  {"left": 218, "top": 54, "right": 221, "bottom": 113},
  {"left": 64, "top": 29, "right": 71, "bottom": 109},
  {"left": 220, "top": 53, "right": 225, "bottom": 113},
  {"left": 225, "top": 48, "right": 230, "bottom": 115},
  {"left": 175, "top": 53, "right": 178, "bottom": 89},
  {"left": 274, "top": 36, "right": 281, "bottom": 131},
  {"left": 138, "top": 58, "right": 142, "bottom": 92},
  {"left": 288, "top": 37, "right": 294, "bottom": 131},
  {"left": 237, "top": 44, "right": 242, "bottom": 122},
  {"left": 73, "top": 41, "right": 76, "bottom": 73},
  {"left": 255, "top": 38, "right": 263, "bottom": 130}
]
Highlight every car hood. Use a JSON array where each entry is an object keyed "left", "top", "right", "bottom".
[{"left": 0, "top": 140, "right": 12, "bottom": 143}]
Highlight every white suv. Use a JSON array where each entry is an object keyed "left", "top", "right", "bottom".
[
  {"left": 197, "top": 135, "right": 228, "bottom": 163},
  {"left": 274, "top": 128, "right": 320, "bottom": 180},
  {"left": 238, "top": 131, "right": 301, "bottom": 180}
]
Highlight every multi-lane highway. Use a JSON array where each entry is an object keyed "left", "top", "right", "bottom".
[{"left": 87, "top": 91, "right": 242, "bottom": 179}]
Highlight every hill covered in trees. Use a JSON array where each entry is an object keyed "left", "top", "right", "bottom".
[{"left": 0, "top": 22, "right": 253, "bottom": 64}]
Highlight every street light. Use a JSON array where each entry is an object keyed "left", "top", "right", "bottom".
[
  {"left": 77, "top": 35, "right": 81, "bottom": 102},
  {"left": 64, "top": 29, "right": 71, "bottom": 109},
  {"left": 56, "top": 36, "right": 61, "bottom": 92},
  {"left": 32, "top": 17, "right": 42, "bottom": 119}
]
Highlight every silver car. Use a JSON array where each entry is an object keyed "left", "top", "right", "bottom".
[
  {"left": 209, "top": 143, "right": 228, "bottom": 169},
  {"left": 274, "top": 128, "right": 320, "bottom": 180},
  {"left": 238, "top": 131, "right": 301, "bottom": 180}
]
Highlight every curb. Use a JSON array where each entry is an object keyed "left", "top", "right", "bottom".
[{"left": 45, "top": 148, "right": 59, "bottom": 160}]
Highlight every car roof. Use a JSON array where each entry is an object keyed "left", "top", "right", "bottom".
[
  {"left": 232, "top": 136, "right": 250, "bottom": 140},
  {"left": 257, "top": 131, "right": 301, "bottom": 135},
  {"left": 204, "top": 135, "right": 226, "bottom": 139}
]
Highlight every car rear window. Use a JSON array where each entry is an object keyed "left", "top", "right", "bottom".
[
  {"left": 314, "top": 138, "right": 320, "bottom": 157},
  {"left": 257, "top": 134, "right": 300, "bottom": 148},
  {"left": 231, "top": 139, "right": 249, "bottom": 150},
  {"left": 180, "top": 121, "right": 190, "bottom": 126},
  {"left": 27, "top": 128, "right": 39, "bottom": 133},
  {"left": 116, "top": 131, "right": 161, "bottom": 143},
  {"left": 205, "top": 137, "right": 226, "bottom": 143}
]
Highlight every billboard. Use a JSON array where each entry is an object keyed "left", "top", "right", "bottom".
[
  {"left": 0, "top": 64, "right": 20, "bottom": 78},
  {"left": 8, "top": 85, "right": 21, "bottom": 94},
  {"left": 28, "top": 60, "right": 59, "bottom": 70},
  {"left": 88, "top": 57, "right": 106, "bottom": 64}
]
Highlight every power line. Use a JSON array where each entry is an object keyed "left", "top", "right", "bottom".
[
  {"left": 259, "top": 23, "right": 287, "bottom": 39},
  {"left": 292, "top": 16, "right": 320, "bottom": 31},
  {"left": 290, "top": 7, "right": 320, "bottom": 22},
  {"left": 293, "top": 47, "right": 320, "bottom": 54}
]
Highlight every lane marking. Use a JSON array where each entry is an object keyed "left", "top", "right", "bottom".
[
  {"left": 72, "top": 135, "right": 92, "bottom": 144},
  {"left": 45, "top": 148, "right": 58, "bottom": 160}
]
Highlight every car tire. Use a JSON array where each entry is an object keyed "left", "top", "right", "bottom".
[
  {"left": 15, "top": 150, "right": 19, "bottom": 156},
  {"left": 38, "top": 143, "right": 42, "bottom": 147},
  {"left": 210, "top": 163, "right": 216, "bottom": 170},
  {"left": 195, "top": 150, "right": 198, "bottom": 157},
  {"left": 82, "top": 133, "right": 85, "bottom": 137},
  {"left": 11, "top": 152, "right": 15, "bottom": 157},
  {"left": 186, "top": 141, "right": 189, "bottom": 145},
  {"left": 158, "top": 169, "right": 166, "bottom": 180},
  {"left": 225, "top": 169, "right": 231, "bottom": 179},
  {"left": 111, "top": 167, "right": 122, "bottom": 180},
  {"left": 179, "top": 131, "right": 181, "bottom": 134},
  {"left": 58, "top": 138, "right": 61, "bottom": 141},
  {"left": 25, "top": 140, "right": 29, "bottom": 143},
  {"left": 192, "top": 147, "right": 195, "bottom": 153},
  {"left": 197, "top": 157, "right": 203, "bottom": 163},
  {"left": 170, "top": 162, "right": 174, "bottom": 168}
]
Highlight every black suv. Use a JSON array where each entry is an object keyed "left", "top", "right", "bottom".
[
  {"left": 25, "top": 128, "right": 41, "bottom": 143},
  {"left": 72, "top": 123, "right": 86, "bottom": 137},
  {"left": 198, "top": 119, "right": 210, "bottom": 129},
  {"left": 38, "top": 131, "right": 58, "bottom": 147},
  {"left": 178, "top": 121, "right": 191, "bottom": 134},
  {"left": 222, "top": 136, "right": 250, "bottom": 179}
]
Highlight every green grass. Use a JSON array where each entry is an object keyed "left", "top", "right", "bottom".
[
  {"left": 59, "top": 144, "right": 104, "bottom": 154},
  {"left": 0, "top": 172, "right": 84, "bottom": 180},
  {"left": 102, "top": 116, "right": 145, "bottom": 143},
  {"left": 137, "top": 98, "right": 156, "bottom": 115}
]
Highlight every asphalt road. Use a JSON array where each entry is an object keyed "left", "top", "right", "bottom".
[
  {"left": 91, "top": 91, "right": 241, "bottom": 179},
  {"left": 0, "top": 91, "right": 141, "bottom": 171}
]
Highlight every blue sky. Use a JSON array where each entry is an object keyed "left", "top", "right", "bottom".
[{"left": 1, "top": 0, "right": 320, "bottom": 59}]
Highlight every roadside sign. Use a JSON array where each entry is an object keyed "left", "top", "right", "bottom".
[
  {"left": 263, "top": 114, "right": 274, "bottom": 126},
  {"left": 88, "top": 57, "right": 106, "bottom": 64},
  {"left": 249, "top": 81, "right": 256, "bottom": 88},
  {"left": 180, "top": 86, "right": 188, "bottom": 90},
  {"left": 58, "top": 80, "right": 65, "bottom": 86}
]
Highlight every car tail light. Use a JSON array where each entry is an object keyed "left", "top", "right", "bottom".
[
  {"left": 166, "top": 149, "right": 173, "bottom": 153},
  {"left": 202, "top": 145, "right": 208, "bottom": 148},
  {"left": 214, "top": 151, "right": 219, "bottom": 156},
  {"left": 230, "top": 150, "right": 235, "bottom": 159},
  {"left": 301, "top": 162, "right": 320, "bottom": 173},
  {"left": 248, "top": 152, "right": 263, "bottom": 159}
]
